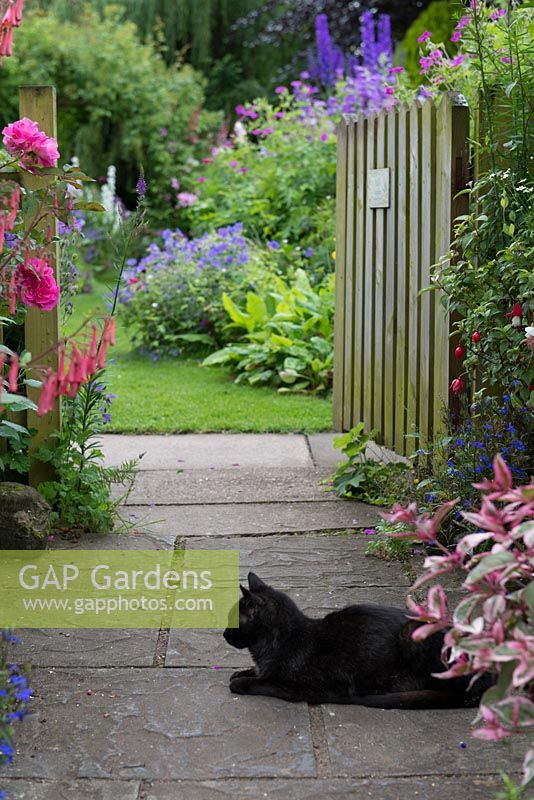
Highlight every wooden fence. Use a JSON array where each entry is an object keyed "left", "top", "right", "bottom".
[
  {"left": 1, "top": 86, "right": 60, "bottom": 486},
  {"left": 333, "top": 92, "right": 469, "bottom": 456}
]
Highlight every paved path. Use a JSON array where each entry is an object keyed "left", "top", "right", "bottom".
[{"left": 1, "top": 434, "right": 523, "bottom": 799}]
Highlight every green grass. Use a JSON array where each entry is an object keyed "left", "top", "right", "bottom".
[{"left": 64, "top": 280, "right": 333, "bottom": 433}]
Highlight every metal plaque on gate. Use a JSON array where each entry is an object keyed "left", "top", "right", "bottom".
[{"left": 368, "top": 168, "right": 390, "bottom": 208}]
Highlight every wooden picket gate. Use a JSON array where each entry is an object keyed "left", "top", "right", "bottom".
[{"left": 333, "top": 92, "right": 470, "bottom": 456}]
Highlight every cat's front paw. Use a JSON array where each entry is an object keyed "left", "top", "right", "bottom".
[
  {"left": 230, "top": 668, "right": 256, "bottom": 681},
  {"left": 229, "top": 676, "right": 257, "bottom": 694}
]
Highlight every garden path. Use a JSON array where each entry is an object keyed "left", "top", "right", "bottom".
[{"left": 2, "top": 433, "right": 525, "bottom": 799}]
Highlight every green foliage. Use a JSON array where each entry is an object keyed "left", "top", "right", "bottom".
[
  {"left": 0, "top": 6, "right": 220, "bottom": 224},
  {"left": 428, "top": 5, "right": 534, "bottom": 401},
  {"left": 407, "top": 395, "right": 534, "bottom": 546},
  {"left": 327, "top": 423, "right": 410, "bottom": 505},
  {"left": 119, "top": 226, "right": 277, "bottom": 355},
  {"left": 365, "top": 519, "right": 414, "bottom": 562},
  {"left": 0, "top": 420, "right": 32, "bottom": 479},
  {"left": 203, "top": 270, "right": 334, "bottom": 393},
  {"left": 185, "top": 95, "right": 337, "bottom": 249},
  {"left": 495, "top": 772, "right": 529, "bottom": 800},
  {"left": 37, "top": 377, "right": 138, "bottom": 533},
  {"left": 397, "top": 1, "right": 457, "bottom": 81}
]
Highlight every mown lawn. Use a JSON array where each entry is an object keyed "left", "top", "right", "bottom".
[{"left": 64, "top": 281, "right": 333, "bottom": 433}]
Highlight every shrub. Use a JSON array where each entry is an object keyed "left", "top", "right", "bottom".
[
  {"left": 384, "top": 455, "right": 534, "bottom": 792},
  {"left": 417, "top": 2, "right": 534, "bottom": 402},
  {"left": 119, "top": 224, "right": 277, "bottom": 355},
  {"left": 203, "top": 269, "right": 334, "bottom": 393},
  {"left": 183, "top": 92, "right": 338, "bottom": 246},
  {"left": 0, "top": 6, "right": 220, "bottom": 224},
  {"left": 182, "top": 11, "right": 412, "bottom": 255},
  {"left": 410, "top": 395, "right": 534, "bottom": 546}
]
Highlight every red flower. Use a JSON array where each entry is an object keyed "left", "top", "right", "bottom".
[
  {"left": 451, "top": 377, "right": 465, "bottom": 394},
  {"left": 472, "top": 331, "right": 481, "bottom": 343},
  {"left": 454, "top": 345, "right": 465, "bottom": 359},
  {"left": 505, "top": 303, "right": 522, "bottom": 328},
  {"left": 505, "top": 302, "right": 522, "bottom": 317}
]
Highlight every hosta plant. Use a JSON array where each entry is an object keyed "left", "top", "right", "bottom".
[
  {"left": 203, "top": 270, "right": 334, "bottom": 394},
  {"left": 384, "top": 455, "right": 534, "bottom": 791}
]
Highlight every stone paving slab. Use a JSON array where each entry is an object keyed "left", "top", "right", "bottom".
[
  {"left": 9, "top": 668, "right": 314, "bottom": 781},
  {"left": 139, "top": 775, "right": 512, "bottom": 800},
  {"left": 123, "top": 502, "right": 382, "bottom": 541},
  {"left": 0, "top": 776, "right": 511, "bottom": 800},
  {"left": 12, "top": 629, "right": 158, "bottom": 668},
  {"left": 166, "top": 586, "right": 411, "bottom": 669},
  {"left": 0, "top": 779, "right": 139, "bottom": 800},
  {"left": 101, "top": 434, "right": 312, "bottom": 471},
  {"left": 115, "top": 468, "right": 332, "bottom": 506},
  {"left": 185, "top": 534, "right": 411, "bottom": 588},
  {"left": 50, "top": 531, "right": 171, "bottom": 550},
  {"left": 322, "top": 705, "right": 525, "bottom": 778}
]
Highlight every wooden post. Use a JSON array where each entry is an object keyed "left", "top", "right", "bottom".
[{"left": 19, "top": 86, "right": 61, "bottom": 486}]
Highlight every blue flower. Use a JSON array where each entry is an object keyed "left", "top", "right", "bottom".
[
  {"left": 0, "top": 741, "right": 14, "bottom": 762},
  {"left": 267, "top": 240, "right": 280, "bottom": 250},
  {"left": 304, "top": 247, "right": 315, "bottom": 258},
  {"left": 456, "top": 438, "right": 465, "bottom": 447},
  {"left": 1, "top": 631, "right": 20, "bottom": 644}
]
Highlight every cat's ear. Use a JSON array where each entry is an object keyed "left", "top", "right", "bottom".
[
  {"left": 240, "top": 584, "right": 252, "bottom": 599},
  {"left": 248, "top": 572, "right": 268, "bottom": 592}
]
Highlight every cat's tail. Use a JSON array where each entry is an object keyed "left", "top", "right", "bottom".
[{"left": 351, "top": 690, "right": 479, "bottom": 710}]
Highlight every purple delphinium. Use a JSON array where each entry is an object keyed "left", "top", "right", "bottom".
[
  {"left": 308, "top": 14, "right": 346, "bottom": 87},
  {"left": 376, "top": 14, "right": 392, "bottom": 66},
  {"left": 360, "top": 11, "right": 377, "bottom": 69}
]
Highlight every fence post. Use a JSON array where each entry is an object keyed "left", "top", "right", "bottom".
[{"left": 19, "top": 85, "right": 61, "bottom": 487}]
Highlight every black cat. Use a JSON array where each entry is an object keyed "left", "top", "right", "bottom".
[{"left": 223, "top": 572, "right": 492, "bottom": 708}]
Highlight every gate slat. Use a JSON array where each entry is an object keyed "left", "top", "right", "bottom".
[
  {"left": 395, "top": 103, "right": 409, "bottom": 455},
  {"left": 384, "top": 108, "right": 398, "bottom": 449},
  {"left": 363, "top": 115, "right": 376, "bottom": 428},
  {"left": 333, "top": 119, "right": 349, "bottom": 430},
  {"left": 419, "top": 99, "right": 436, "bottom": 448},
  {"left": 373, "top": 110, "right": 387, "bottom": 438},
  {"left": 342, "top": 119, "right": 357, "bottom": 429},
  {"left": 406, "top": 101, "right": 421, "bottom": 456},
  {"left": 353, "top": 117, "right": 367, "bottom": 427}
]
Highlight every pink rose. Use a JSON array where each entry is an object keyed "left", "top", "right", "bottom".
[
  {"left": 2, "top": 117, "right": 59, "bottom": 168},
  {"left": 16, "top": 257, "right": 60, "bottom": 310}
]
